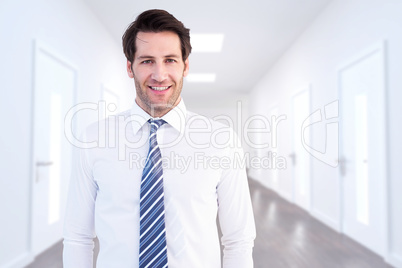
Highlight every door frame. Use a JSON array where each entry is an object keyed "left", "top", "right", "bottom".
[
  {"left": 29, "top": 39, "right": 78, "bottom": 256},
  {"left": 268, "top": 104, "right": 279, "bottom": 192},
  {"left": 100, "top": 83, "right": 121, "bottom": 119},
  {"left": 290, "top": 85, "right": 312, "bottom": 212},
  {"left": 337, "top": 40, "right": 388, "bottom": 258}
]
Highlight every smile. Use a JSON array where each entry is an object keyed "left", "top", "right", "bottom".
[{"left": 149, "top": 86, "right": 171, "bottom": 91}]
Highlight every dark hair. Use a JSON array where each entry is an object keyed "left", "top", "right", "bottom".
[{"left": 122, "top": 9, "right": 192, "bottom": 63}]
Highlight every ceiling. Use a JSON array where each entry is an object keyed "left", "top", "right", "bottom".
[{"left": 83, "top": 0, "right": 332, "bottom": 98}]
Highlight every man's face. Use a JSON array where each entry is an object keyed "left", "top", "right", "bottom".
[{"left": 127, "top": 31, "right": 189, "bottom": 117}]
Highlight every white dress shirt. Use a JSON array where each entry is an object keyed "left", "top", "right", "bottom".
[{"left": 63, "top": 100, "right": 256, "bottom": 268}]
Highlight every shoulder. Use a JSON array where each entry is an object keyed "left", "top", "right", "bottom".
[
  {"left": 186, "top": 110, "right": 231, "bottom": 131},
  {"left": 185, "top": 110, "right": 239, "bottom": 149},
  {"left": 81, "top": 109, "right": 132, "bottom": 144}
]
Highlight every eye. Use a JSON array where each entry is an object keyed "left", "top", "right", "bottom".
[
  {"left": 166, "top": 59, "right": 177, "bottom": 63},
  {"left": 141, "top": 60, "right": 153, "bottom": 64}
]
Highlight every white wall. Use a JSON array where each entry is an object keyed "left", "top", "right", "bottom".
[
  {"left": 0, "top": 0, "right": 132, "bottom": 266},
  {"left": 180, "top": 89, "right": 254, "bottom": 175},
  {"left": 249, "top": 0, "right": 402, "bottom": 266},
  {"left": 183, "top": 91, "right": 251, "bottom": 157}
]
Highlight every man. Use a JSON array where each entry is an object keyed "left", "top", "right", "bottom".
[{"left": 63, "top": 9, "right": 255, "bottom": 268}]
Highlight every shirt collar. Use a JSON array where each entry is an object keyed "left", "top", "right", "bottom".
[{"left": 130, "top": 99, "right": 187, "bottom": 135}]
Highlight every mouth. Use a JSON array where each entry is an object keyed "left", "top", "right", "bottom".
[{"left": 149, "top": 86, "right": 171, "bottom": 91}]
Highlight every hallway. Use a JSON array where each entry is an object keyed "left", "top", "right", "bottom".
[
  {"left": 26, "top": 178, "right": 391, "bottom": 268},
  {"left": 3, "top": 1, "right": 402, "bottom": 267},
  {"left": 249, "top": 179, "right": 392, "bottom": 268}
]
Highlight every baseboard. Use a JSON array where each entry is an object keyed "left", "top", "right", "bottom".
[
  {"left": 385, "top": 253, "right": 402, "bottom": 268},
  {"left": 250, "top": 175, "right": 293, "bottom": 203},
  {"left": 311, "top": 208, "right": 340, "bottom": 232},
  {"left": 248, "top": 175, "right": 271, "bottom": 190},
  {"left": 257, "top": 177, "right": 271, "bottom": 189},
  {"left": 250, "top": 177, "right": 341, "bottom": 233},
  {"left": 1, "top": 252, "right": 34, "bottom": 268},
  {"left": 277, "top": 189, "right": 293, "bottom": 203}
]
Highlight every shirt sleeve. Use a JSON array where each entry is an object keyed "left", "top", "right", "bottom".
[
  {"left": 217, "top": 140, "right": 256, "bottom": 268},
  {"left": 63, "top": 135, "right": 97, "bottom": 268}
]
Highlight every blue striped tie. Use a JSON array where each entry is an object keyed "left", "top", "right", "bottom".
[{"left": 139, "top": 119, "right": 168, "bottom": 268}]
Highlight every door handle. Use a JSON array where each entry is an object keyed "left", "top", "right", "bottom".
[
  {"left": 36, "top": 161, "right": 53, "bottom": 167},
  {"left": 35, "top": 161, "right": 53, "bottom": 183},
  {"left": 288, "top": 153, "right": 296, "bottom": 166},
  {"left": 337, "top": 157, "right": 347, "bottom": 176}
]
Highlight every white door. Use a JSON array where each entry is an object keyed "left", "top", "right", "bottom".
[
  {"left": 99, "top": 85, "right": 120, "bottom": 120},
  {"left": 31, "top": 41, "right": 76, "bottom": 255},
  {"left": 291, "top": 89, "right": 311, "bottom": 211},
  {"left": 269, "top": 107, "right": 279, "bottom": 192},
  {"left": 339, "top": 43, "right": 387, "bottom": 256}
]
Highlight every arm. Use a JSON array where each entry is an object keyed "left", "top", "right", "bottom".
[
  {"left": 63, "top": 143, "right": 97, "bottom": 268},
  {"left": 217, "top": 145, "right": 256, "bottom": 268}
]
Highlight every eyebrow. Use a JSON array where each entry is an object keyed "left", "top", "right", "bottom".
[
  {"left": 164, "top": 54, "right": 181, "bottom": 58},
  {"left": 136, "top": 54, "right": 181, "bottom": 60},
  {"left": 137, "top": 55, "right": 155, "bottom": 60}
]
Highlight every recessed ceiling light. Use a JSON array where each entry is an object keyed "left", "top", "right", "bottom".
[
  {"left": 186, "top": 73, "right": 216, "bottom": 83},
  {"left": 191, "top": 34, "right": 224, "bottom": 53}
]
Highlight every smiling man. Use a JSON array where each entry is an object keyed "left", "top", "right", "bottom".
[
  {"left": 127, "top": 30, "right": 188, "bottom": 117},
  {"left": 63, "top": 9, "right": 255, "bottom": 268}
]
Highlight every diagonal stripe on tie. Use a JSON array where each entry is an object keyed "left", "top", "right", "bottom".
[{"left": 139, "top": 119, "right": 168, "bottom": 268}]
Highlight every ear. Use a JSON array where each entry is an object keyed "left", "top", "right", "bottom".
[
  {"left": 183, "top": 58, "right": 190, "bottom": 77},
  {"left": 127, "top": 60, "right": 134, "bottom": 78}
]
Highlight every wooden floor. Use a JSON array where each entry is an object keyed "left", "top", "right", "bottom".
[
  {"left": 249, "top": 179, "right": 392, "bottom": 268},
  {"left": 26, "top": 178, "right": 392, "bottom": 268}
]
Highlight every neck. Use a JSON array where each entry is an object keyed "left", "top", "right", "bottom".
[{"left": 135, "top": 98, "right": 181, "bottom": 118}]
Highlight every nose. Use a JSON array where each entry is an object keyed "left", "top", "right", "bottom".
[{"left": 151, "top": 63, "right": 168, "bottom": 82}]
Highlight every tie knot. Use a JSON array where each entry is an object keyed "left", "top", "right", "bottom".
[{"left": 149, "top": 119, "right": 166, "bottom": 134}]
